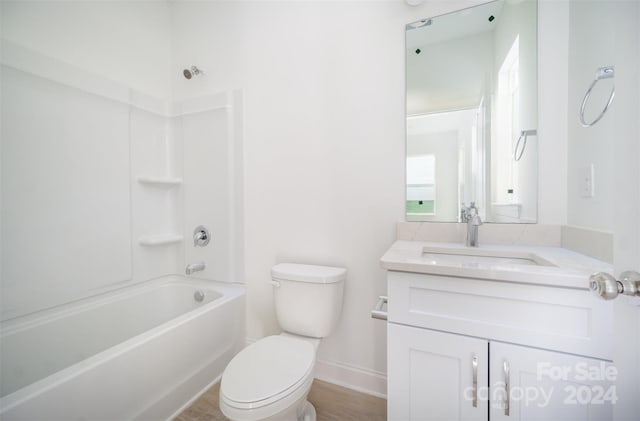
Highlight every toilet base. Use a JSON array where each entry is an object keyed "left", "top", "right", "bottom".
[
  {"left": 266, "top": 399, "right": 315, "bottom": 421},
  {"left": 221, "top": 392, "right": 316, "bottom": 421},
  {"left": 298, "top": 400, "right": 316, "bottom": 421}
]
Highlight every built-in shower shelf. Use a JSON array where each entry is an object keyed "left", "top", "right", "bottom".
[
  {"left": 137, "top": 176, "right": 183, "bottom": 188},
  {"left": 138, "top": 234, "right": 183, "bottom": 246}
]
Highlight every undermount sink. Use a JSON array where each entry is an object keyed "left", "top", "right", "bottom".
[{"left": 421, "top": 246, "right": 557, "bottom": 267}]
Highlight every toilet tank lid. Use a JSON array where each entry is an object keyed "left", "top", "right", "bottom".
[{"left": 271, "top": 263, "right": 346, "bottom": 284}]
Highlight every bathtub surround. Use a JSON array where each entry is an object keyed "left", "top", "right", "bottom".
[
  {"left": 0, "top": 40, "right": 244, "bottom": 321},
  {"left": 1, "top": 49, "right": 133, "bottom": 319},
  {"left": 1, "top": 0, "right": 175, "bottom": 320}
]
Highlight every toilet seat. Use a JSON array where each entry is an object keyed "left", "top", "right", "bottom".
[{"left": 220, "top": 335, "right": 315, "bottom": 411}]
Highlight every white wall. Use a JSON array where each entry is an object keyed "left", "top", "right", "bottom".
[
  {"left": 171, "top": 1, "right": 409, "bottom": 393},
  {"left": 407, "top": 130, "right": 460, "bottom": 222},
  {"left": 407, "top": 30, "right": 493, "bottom": 115},
  {"left": 0, "top": 0, "right": 172, "bottom": 99},
  {"left": 407, "top": 109, "right": 477, "bottom": 222},
  {"left": 537, "top": 0, "right": 569, "bottom": 226},
  {"left": 566, "top": 0, "right": 615, "bottom": 232}
]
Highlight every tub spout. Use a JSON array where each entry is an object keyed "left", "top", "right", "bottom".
[{"left": 186, "top": 262, "right": 206, "bottom": 275}]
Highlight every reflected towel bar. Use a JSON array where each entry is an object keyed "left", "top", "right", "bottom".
[{"left": 514, "top": 129, "right": 537, "bottom": 161}]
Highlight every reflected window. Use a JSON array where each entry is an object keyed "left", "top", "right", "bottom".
[
  {"left": 495, "top": 35, "right": 520, "bottom": 204},
  {"left": 406, "top": 154, "right": 436, "bottom": 214}
]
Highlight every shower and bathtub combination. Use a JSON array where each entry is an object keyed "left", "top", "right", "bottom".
[{"left": 0, "top": 34, "right": 245, "bottom": 420}]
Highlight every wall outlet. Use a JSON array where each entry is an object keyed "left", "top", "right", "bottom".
[{"left": 580, "top": 164, "right": 595, "bottom": 198}]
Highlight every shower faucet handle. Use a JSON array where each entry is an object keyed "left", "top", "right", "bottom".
[{"left": 193, "top": 225, "right": 210, "bottom": 247}]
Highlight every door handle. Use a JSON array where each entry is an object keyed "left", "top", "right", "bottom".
[{"left": 590, "top": 271, "right": 640, "bottom": 300}]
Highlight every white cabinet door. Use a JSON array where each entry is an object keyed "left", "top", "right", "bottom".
[
  {"left": 489, "top": 342, "right": 614, "bottom": 421},
  {"left": 388, "top": 323, "right": 489, "bottom": 421}
]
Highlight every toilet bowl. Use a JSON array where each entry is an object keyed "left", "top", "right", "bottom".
[
  {"left": 219, "top": 263, "right": 346, "bottom": 421},
  {"left": 220, "top": 334, "right": 318, "bottom": 421}
]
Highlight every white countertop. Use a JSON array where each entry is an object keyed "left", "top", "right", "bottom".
[{"left": 381, "top": 241, "right": 614, "bottom": 289}]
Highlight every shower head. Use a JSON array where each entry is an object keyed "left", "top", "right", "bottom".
[{"left": 183, "top": 65, "right": 203, "bottom": 79}]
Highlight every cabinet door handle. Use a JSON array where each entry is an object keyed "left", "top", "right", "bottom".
[
  {"left": 503, "top": 360, "right": 510, "bottom": 416},
  {"left": 472, "top": 354, "right": 478, "bottom": 408}
]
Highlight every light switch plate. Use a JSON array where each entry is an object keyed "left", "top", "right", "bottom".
[{"left": 580, "top": 164, "right": 595, "bottom": 198}]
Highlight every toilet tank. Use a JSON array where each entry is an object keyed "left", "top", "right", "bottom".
[{"left": 270, "top": 263, "right": 346, "bottom": 338}]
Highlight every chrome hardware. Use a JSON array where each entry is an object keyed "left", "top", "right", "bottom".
[
  {"left": 371, "top": 296, "right": 388, "bottom": 321},
  {"left": 590, "top": 272, "right": 620, "bottom": 300},
  {"left": 580, "top": 65, "right": 615, "bottom": 127},
  {"left": 194, "top": 290, "right": 205, "bottom": 302},
  {"left": 590, "top": 271, "right": 640, "bottom": 300},
  {"left": 514, "top": 129, "right": 537, "bottom": 161},
  {"left": 268, "top": 280, "right": 281, "bottom": 288},
  {"left": 503, "top": 360, "right": 510, "bottom": 416},
  {"left": 183, "top": 65, "right": 204, "bottom": 79},
  {"left": 472, "top": 355, "right": 478, "bottom": 408},
  {"left": 185, "top": 261, "right": 206, "bottom": 275},
  {"left": 193, "top": 225, "right": 210, "bottom": 247},
  {"left": 619, "top": 271, "right": 640, "bottom": 296},
  {"left": 461, "top": 202, "right": 483, "bottom": 247}
]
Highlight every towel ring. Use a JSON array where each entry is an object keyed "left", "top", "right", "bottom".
[
  {"left": 580, "top": 66, "right": 615, "bottom": 127},
  {"left": 514, "top": 129, "right": 536, "bottom": 161}
]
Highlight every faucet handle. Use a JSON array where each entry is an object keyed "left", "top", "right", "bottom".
[
  {"left": 193, "top": 225, "right": 210, "bottom": 247},
  {"left": 460, "top": 203, "right": 469, "bottom": 222}
]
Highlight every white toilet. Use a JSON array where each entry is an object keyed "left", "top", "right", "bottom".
[{"left": 219, "top": 263, "right": 346, "bottom": 421}]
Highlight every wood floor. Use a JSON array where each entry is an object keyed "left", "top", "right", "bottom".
[{"left": 174, "top": 379, "right": 387, "bottom": 421}]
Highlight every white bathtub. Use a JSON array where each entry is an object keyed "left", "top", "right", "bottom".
[{"left": 0, "top": 275, "right": 245, "bottom": 420}]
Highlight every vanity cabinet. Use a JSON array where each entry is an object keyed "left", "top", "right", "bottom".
[
  {"left": 488, "top": 342, "right": 613, "bottom": 421},
  {"left": 388, "top": 324, "right": 488, "bottom": 421},
  {"left": 386, "top": 270, "right": 614, "bottom": 421}
]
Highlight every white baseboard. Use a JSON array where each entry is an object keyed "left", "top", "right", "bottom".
[{"left": 314, "top": 358, "right": 387, "bottom": 399}]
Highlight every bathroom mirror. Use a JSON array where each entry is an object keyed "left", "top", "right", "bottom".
[{"left": 405, "top": 0, "right": 537, "bottom": 223}]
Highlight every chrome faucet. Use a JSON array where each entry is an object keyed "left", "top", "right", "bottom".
[
  {"left": 193, "top": 225, "right": 210, "bottom": 247},
  {"left": 461, "top": 202, "right": 483, "bottom": 247},
  {"left": 185, "top": 261, "right": 206, "bottom": 275}
]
